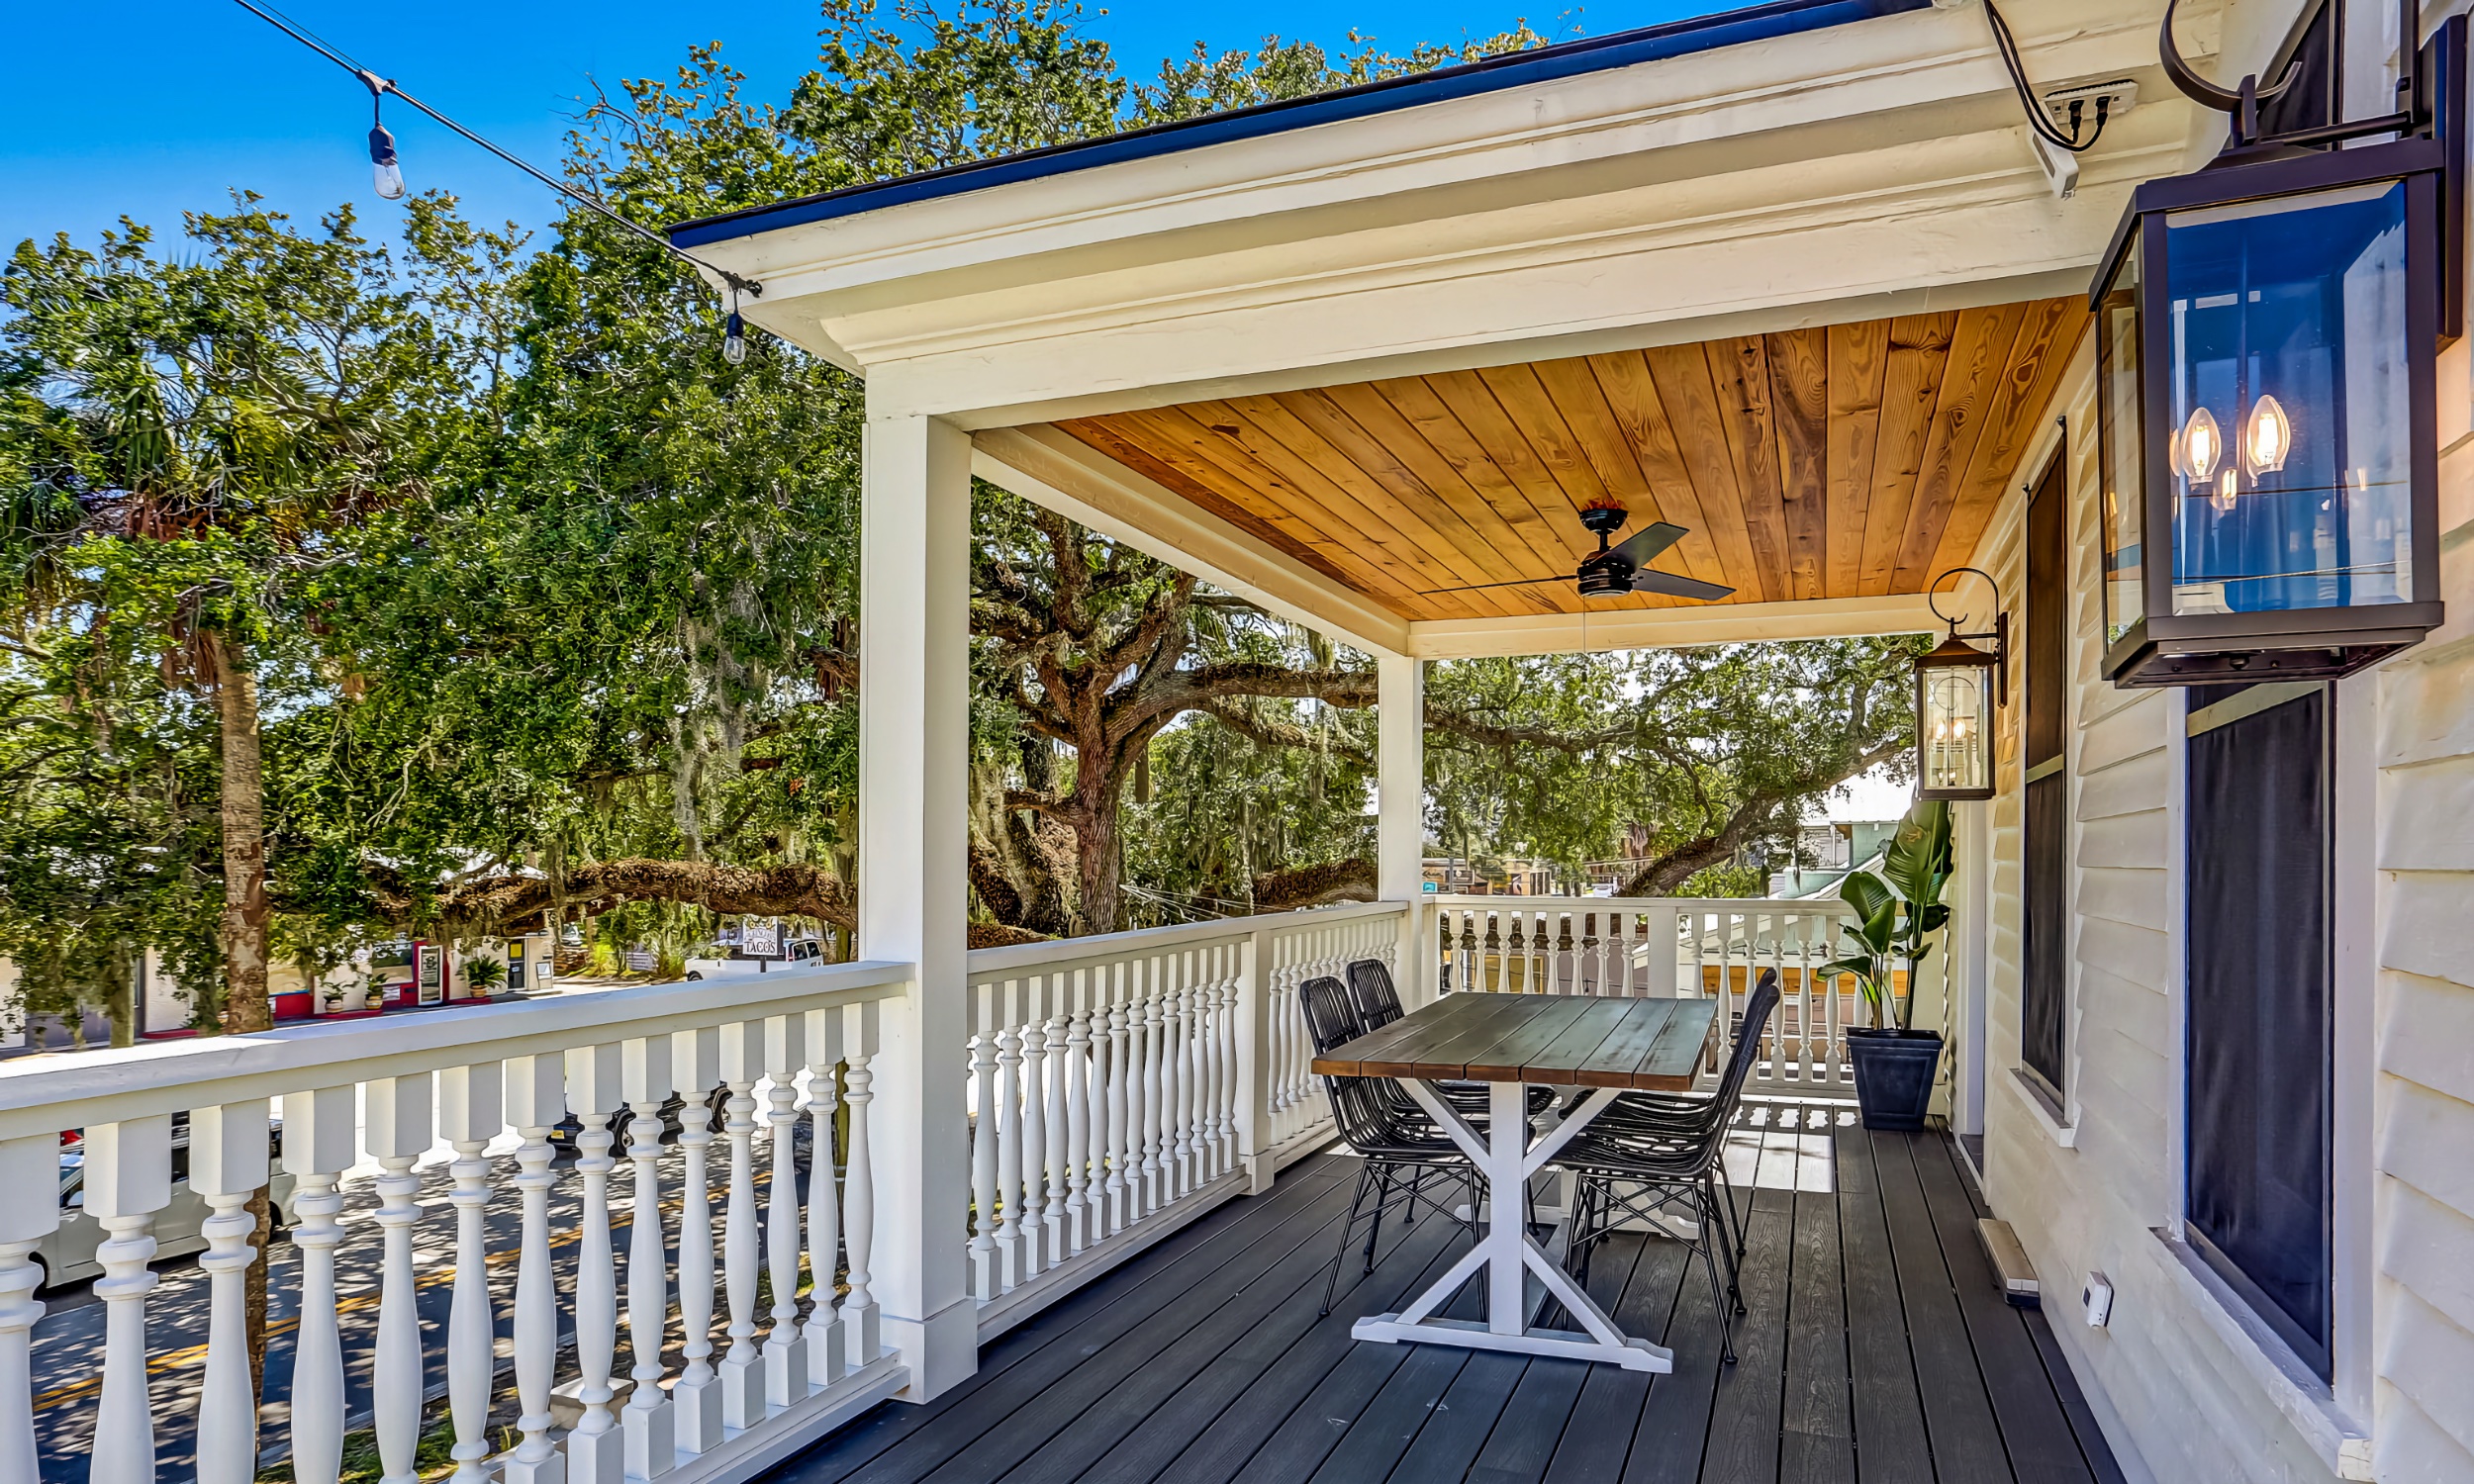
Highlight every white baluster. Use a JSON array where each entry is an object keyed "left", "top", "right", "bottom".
[
  {"left": 566, "top": 1045, "right": 625, "bottom": 1484},
  {"left": 0, "top": 1136, "right": 58, "bottom": 1484},
  {"left": 994, "top": 1010, "right": 1026, "bottom": 1287},
  {"left": 1042, "top": 1002, "right": 1070, "bottom": 1257},
  {"left": 284, "top": 1087, "right": 356, "bottom": 1484},
  {"left": 716, "top": 1021, "right": 767, "bottom": 1429},
  {"left": 1064, "top": 998, "right": 1094, "bottom": 1252},
  {"left": 436, "top": 1067, "right": 504, "bottom": 1484},
  {"left": 1201, "top": 970, "right": 1227, "bottom": 1179},
  {"left": 968, "top": 999, "right": 999, "bottom": 1298},
  {"left": 840, "top": 1010, "right": 881, "bottom": 1371},
  {"left": 84, "top": 1117, "right": 171, "bottom": 1484},
  {"left": 1103, "top": 992, "right": 1130, "bottom": 1234},
  {"left": 1138, "top": 979, "right": 1164, "bottom": 1214},
  {"left": 763, "top": 1015, "right": 809, "bottom": 1408},
  {"left": 1169, "top": 973, "right": 1193, "bottom": 1195},
  {"left": 1019, "top": 1001, "right": 1050, "bottom": 1274},
  {"left": 187, "top": 1102, "right": 267, "bottom": 1484},
  {"left": 499, "top": 1058, "right": 568, "bottom": 1484},
  {"left": 801, "top": 1007, "right": 846, "bottom": 1387},
  {"left": 669, "top": 1028, "right": 724, "bottom": 1454},
  {"left": 621, "top": 1037, "right": 677, "bottom": 1479},
  {"left": 366, "top": 1074, "right": 434, "bottom": 1484}
]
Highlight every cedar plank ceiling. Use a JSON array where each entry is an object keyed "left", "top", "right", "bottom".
[{"left": 1055, "top": 299, "right": 2087, "bottom": 623}]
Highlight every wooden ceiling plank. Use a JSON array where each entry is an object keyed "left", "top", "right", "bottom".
[
  {"left": 1858, "top": 311, "right": 1959, "bottom": 597},
  {"left": 1824, "top": 320, "right": 1888, "bottom": 600},
  {"left": 1310, "top": 382, "right": 1573, "bottom": 607},
  {"left": 1928, "top": 297, "right": 2089, "bottom": 578},
  {"left": 1199, "top": 396, "right": 1531, "bottom": 619},
  {"left": 1764, "top": 327, "right": 1831, "bottom": 603},
  {"left": 1058, "top": 418, "right": 1362, "bottom": 592},
  {"left": 1642, "top": 342, "right": 1764, "bottom": 603},
  {"left": 1706, "top": 336, "right": 1791, "bottom": 604},
  {"left": 1096, "top": 406, "right": 1479, "bottom": 618},
  {"left": 1473, "top": 363, "right": 1617, "bottom": 512},
  {"left": 1890, "top": 302, "right": 2028, "bottom": 594},
  {"left": 1233, "top": 392, "right": 1542, "bottom": 611},
  {"left": 1582, "top": 350, "right": 1730, "bottom": 588},
  {"left": 1368, "top": 375, "right": 1585, "bottom": 584},
  {"left": 1418, "top": 370, "right": 1597, "bottom": 572}
]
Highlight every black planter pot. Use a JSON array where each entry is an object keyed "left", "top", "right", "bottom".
[{"left": 1847, "top": 1028, "right": 1944, "bottom": 1131}]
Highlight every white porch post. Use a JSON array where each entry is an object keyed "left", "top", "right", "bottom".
[
  {"left": 856, "top": 407, "right": 977, "bottom": 1401},
  {"left": 1378, "top": 652, "right": 1430, "bottom": 1005}
]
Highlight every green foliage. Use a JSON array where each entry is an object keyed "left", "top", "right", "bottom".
[{"left": 1819, "top": 797, "right": 1953, "bottom": 1030}]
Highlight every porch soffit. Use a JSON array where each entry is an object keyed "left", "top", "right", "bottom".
[{"left": 1042, "top": 296, "right": 2088, "bottom": 626}]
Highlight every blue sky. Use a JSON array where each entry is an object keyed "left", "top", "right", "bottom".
[{"left": 0, "top": 0, "right": 1699, "bottom": 258}]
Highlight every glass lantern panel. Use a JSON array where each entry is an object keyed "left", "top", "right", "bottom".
[
  {"left": 2096, "top": 240, "right": 2145, "bottom": 644},
  {"left": 1922, "top": 668, "right": 1990, "bottom": 795},
  {"left": 2162, "top": 181, "right": 2413, "bottom": 615}
]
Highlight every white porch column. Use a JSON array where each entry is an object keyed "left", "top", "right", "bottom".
[
  {"left": 856, "top": 407, "right": 977, "bottom": 1401},
  {"left": 1377, "top": 652, "right": 1430, "bottom": 1005}
]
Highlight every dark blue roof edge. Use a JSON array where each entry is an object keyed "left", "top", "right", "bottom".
[{"left": 668, "top": 0, "right": 1930, "bottom": 250}]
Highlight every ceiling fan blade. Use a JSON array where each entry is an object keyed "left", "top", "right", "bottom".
[
  {"left": 1418, "top": 575, "right": 1570, "bottom": 596},
  {"left": 1628, "top": 569, "right": 1737, "bottom": 603},
  {"left": 1603, "top": 520, "right": 1689, "bottom": 569}
]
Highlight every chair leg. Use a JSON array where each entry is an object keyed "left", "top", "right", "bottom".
[
  {"left": 1321, "top": 1164, "right": 1376, "bottom": 1318},
  {"left": 1699, "top": 1229, "right": 1737, "bottom": 1365},
  {"left": 1363, "top": 1164, "right": 1396, "bottom": 1275},
  {"left": 1706, "top": 1182, "right": 1746, "bottom": 1315}
]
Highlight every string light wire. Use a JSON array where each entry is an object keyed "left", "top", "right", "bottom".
[{"left": 227, "top": 0, "right": 763, "bottom": 301}]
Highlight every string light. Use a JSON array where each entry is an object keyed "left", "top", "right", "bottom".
[{"left": 229, "top": 0, "right": 761, "bottom": 360}]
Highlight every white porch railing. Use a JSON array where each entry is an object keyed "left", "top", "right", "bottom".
[
  {"left": 959, "top": 900, "right": 1403, "bottom": 1337},
  {"left": 0, "top": 902, "right": 1415, "bottom": 1484},
  {"left": 0, "top": 964, "right": 913, "bottom": 1484},
  {"left": 1427, "top": 895, "right": 1868, "bottom": 1096}
]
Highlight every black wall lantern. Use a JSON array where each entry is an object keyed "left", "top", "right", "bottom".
[
  {"left": 2092, "top": 0, "right": 2461, "bottom": 686},
  {"left": 1916, "top": 568, "right": 2008, "bottom": 801}
]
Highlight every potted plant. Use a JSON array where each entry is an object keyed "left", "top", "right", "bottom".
[
  {"left": 1821, "top": 798, "right": 1952, "bottom": 1131},
  {"left": 460, "top": 954, "right": 508, "bottom": 998}
]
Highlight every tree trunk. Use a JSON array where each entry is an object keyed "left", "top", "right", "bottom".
[
  {"left": 211, "top": 632, "right": 273, "bottom": 1037},
  {"left": 208, "top": 631, "right": 276, "bottom": 1412},
  {"left": 1071, "top": 780, "right": 1124, "bottom": 935}
]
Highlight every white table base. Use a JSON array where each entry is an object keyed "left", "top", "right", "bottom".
[{"left": 1350, "top": 1079, "right": 1671, "bottom": 1373}]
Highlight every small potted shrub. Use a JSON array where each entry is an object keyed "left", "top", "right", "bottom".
[
  {"left": 460, "top": 954, "right": 509, "bottom": 997},
  {"left": 1821, "top": 798, "right": 1951, "bottom": 1131}
]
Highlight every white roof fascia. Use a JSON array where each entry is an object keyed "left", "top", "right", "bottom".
[{"left": 698, "top": 0, "right": 2212, "bottom": 402}]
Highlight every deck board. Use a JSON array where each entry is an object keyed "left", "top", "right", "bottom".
[{"left": 763, "top": 1117, "right": 2126, "bottom": 1484}]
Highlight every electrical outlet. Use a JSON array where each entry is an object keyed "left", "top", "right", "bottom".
[
  {"left": 2042, "top": 79, "right": 2138, "bottom": 144},
  {"left": 2083, "top": 1270, "right": 2116, "bottom": 1328}
]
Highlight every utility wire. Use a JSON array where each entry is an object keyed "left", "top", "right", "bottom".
[
  {"left": 1982, "top": 0, "right": 2111, "bottom": 153},
  {"left": 227, "top": 0, "right": 762, "bottom": 297}
]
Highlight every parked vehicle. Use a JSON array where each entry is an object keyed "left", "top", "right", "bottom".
[
  {"left": 39, "top": 1114, "right": 299, "bottom": 1291},
  {"left": 682, "top": 937, "right": 828, "bottom": 980}
]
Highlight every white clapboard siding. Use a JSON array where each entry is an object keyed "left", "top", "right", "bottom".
[{"left": 2373, "top": 624, "right": 2474, "bottom": 1476}]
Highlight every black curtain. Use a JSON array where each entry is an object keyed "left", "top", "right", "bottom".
[{"left": 2186, "top": 685, "right": 2331, "bottom": 1378}]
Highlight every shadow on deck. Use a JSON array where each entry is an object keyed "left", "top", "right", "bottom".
[{"left": 764, "top": 1113, "right": 2125, "bottom": 1484}]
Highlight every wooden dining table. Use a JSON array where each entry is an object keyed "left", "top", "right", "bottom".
[{"left": 1310, "top": 990, "right": 1718, "bottom": 1372}]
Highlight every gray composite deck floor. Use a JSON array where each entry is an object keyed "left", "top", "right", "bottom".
[{"left": 763, "top": 1110, "right": 2126, "bottom": 1484}]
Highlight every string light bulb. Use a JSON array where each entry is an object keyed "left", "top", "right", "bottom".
[
  {"left": 722, "top": 305, "right": 747, "bottom": 365},
  {"left": 2243, "top": 394, "right": 2292, "bottom": 475},
  {"left": 356, "top": 70, "right": 405, "bottom": 201}
]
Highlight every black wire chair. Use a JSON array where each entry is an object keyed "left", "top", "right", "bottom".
[
  {"left": 1345, "top": 959, "right": 1556, "bottom": 1121},
  {"left": 1550, "top": 971, "right": 1780, "bottom": 1365},
  {"left": 1300, "top": 974, "right": 1481, "bottom": 1317}
]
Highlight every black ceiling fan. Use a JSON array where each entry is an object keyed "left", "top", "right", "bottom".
[{"left": 1423, "top": 503, "right": 1736, "bottom": 603}]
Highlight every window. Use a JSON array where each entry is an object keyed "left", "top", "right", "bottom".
[
  {"left": 2185, "top": 681, "right": 2333, "bottom": 1379},
  {"left": 2021, "top": 452, "right": 2069, "bottom": 1098}
]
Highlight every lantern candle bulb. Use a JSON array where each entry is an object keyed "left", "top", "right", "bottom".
[{"left": 2243, "top": 394, "right": 2291, "bottom": 475}]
